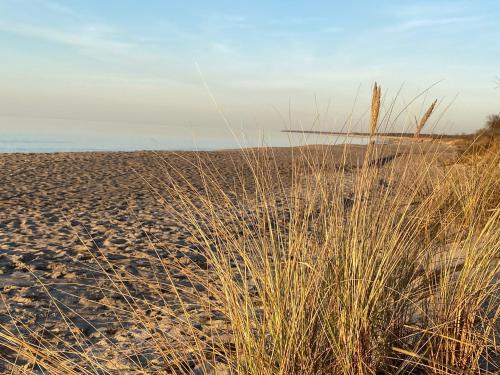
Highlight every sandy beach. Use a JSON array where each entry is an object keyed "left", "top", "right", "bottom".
[{"left": 0, "top": 143, "right": 465, "bottom": 372}]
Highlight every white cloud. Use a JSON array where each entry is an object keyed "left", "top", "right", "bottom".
[
  {"left": 386, "top": 16, "right": 479, "bottom": 32},
  {"left": 0, "top": 22, "right": 134, "bottom": 56},
  {"left": 321, "top": 26, "right": 344, "bottom": 34},
  {"left": 0, "top": 0, "right": 161, "bottom": 63},
  {"left": 203, "top": 13, "right": 251, "bottom": 32},
  {"left": 269, "top": 17, "right": 309, "bottom": 26},
  {"left": 33, "top": 0, "right": 80, "bottom": 18},
  {"left": 211, "top": 42, "right": 239, "bottom": 56}
]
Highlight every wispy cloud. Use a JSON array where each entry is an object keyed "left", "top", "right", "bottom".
[
  {"left": 0, "top": 1, "right": 143, "bottom": 60},
  {"left": 386, "top": 1, "right": 482, "bottom": 33},
  {"left": 0, "top": 22, "right": 134, "bottom": 55},
  {"left": 32, "top": 0, "right": 81, "bottom": 19},
  {"left": 269, "top": 17, "right": 310, "bottom": 26},
  {"left": 386, "top": 16, "right": 479, "bottom": 32},
  {"left": 211, "top": 42, "right": 239, "bottom": 56},
  {"left": 393, "top": 1, "right": 468, "bottom": 19},
  {"left": 202, "top": 13, "right": 251, "bottom": 32},
  {"left": 321, "top": 25, "right": 344, "bottom": 34}
]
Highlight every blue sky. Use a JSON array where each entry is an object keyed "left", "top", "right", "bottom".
[{"left": 0, "top": 0, "right": 499, "bottom": 145}]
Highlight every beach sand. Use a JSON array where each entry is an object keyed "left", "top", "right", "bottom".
[{"left": 0, "top": 144, "right": 454, "bottom": 372}]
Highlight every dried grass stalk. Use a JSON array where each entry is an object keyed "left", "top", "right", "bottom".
[
  {"left": 370, "top": 82, "right": 381, "bottom": 137},
  {"left": 415, "top": 99, "right": 437, "bottom": 138}
]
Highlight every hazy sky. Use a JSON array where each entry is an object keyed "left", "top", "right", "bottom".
[{"left": 1, "top": 0, "right": 499, "bottom": 144}]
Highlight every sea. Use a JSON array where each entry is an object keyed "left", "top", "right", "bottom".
[{"left": 0, "top": 117, "right": 369, "bottom": 153}]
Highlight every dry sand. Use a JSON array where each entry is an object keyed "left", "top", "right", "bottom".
[{"left": 0, "top": 144, "right": 454, "bottom": 372}]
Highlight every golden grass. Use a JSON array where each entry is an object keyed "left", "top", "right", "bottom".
[
  {"left": 370, "top": 82, "right": 381, "bottom": 138},
  {"left": 415, "top": 100, "right": 438, "bottom": 139},
  {"left": 1, "top": 86, "right": 498, "bottom": 374}
]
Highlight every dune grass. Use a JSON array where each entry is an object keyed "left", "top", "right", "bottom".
[{"left": 1, "top": 85, "right": 498, "bottom": 374}]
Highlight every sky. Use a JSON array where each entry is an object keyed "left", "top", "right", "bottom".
[{"left": 0, "top": 0, "right": 499, "bottom": 150}]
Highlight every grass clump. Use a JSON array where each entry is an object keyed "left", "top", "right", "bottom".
[{"left": 156, "top": 85, "right": 498, "bottom": 374}]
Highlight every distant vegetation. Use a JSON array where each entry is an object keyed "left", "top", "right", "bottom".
[
  {"left": 481, "top": 113, "right": 500, "bottom": 139},
  {"left": 461, "top": 113, "right": 500, "bottom": 154}
]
